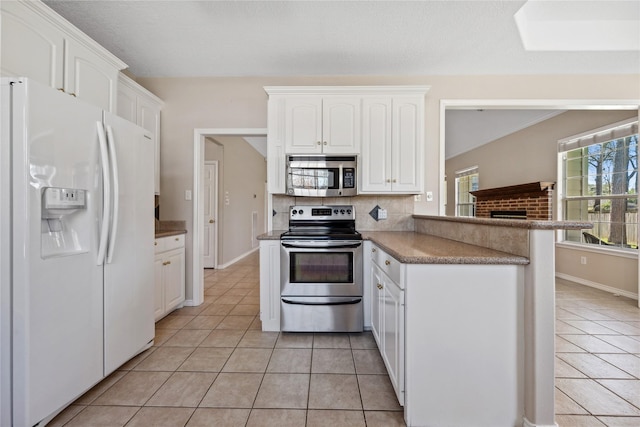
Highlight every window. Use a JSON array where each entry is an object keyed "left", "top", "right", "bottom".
[
  {"left": 455, "top": 167, "right": 478, "bottom": 217},
  {"left": 559, "top": 118, "right": 638, "bottom": 250}
]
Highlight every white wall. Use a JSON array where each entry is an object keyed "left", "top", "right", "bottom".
[{"left": 136, "top": 74, "right": 639, "bottom": 301}]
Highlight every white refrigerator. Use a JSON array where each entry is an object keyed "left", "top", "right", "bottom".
[{"left": 0, "top": 78, "right": 155, "bottom": 426}]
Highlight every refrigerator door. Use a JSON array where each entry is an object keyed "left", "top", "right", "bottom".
[
  {"left": 9, "top": 79, "right": 104, "bottom": 426},
  {"left": 102, "top": 112, "right": 155, "bottom": 374}
]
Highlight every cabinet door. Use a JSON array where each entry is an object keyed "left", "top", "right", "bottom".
[
  {"left": 382, "top": 276, "right": 404, "bottom": 404},
  {"left": 163, "top": 248, "right": 185, "bottom": 311},
  {"left": 322, "top": 97, "right": 360, "bottom": 154},
  {"left": 284, "top": 97, "right": 322, "bottom": 153},
  {"left": 392, "top": 97, "right": 423, "bottom": 193},
  {"left": 137, "top": 97, "right": 161, "bottom": 194},
  {"left": 0, "top": 2, "right": 64, "bottom": 89},
  {"left": 153, "top": 255, "right": 164, "bottom": 321},
  {"left": 259, "top": 240, "right": 281, "bottom": 331},
  {"left": 360, "top": 98, "right": 392, "bottom": 192},
  {"left": 65, "top": 38, "right": 118, "bottom": 112},
  {"left": 370, "top": 263, "right": 384, "bottom": 347},
  {"left": 117, "top": 84, "right": 137, "bottom": 123}
]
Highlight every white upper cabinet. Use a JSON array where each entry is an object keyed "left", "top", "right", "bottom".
[
  {"left": 360, "top": 94, "right": 426, "bottom": 194},
  {"left": 1, "top": 0, "right": 125, "bottom": 112},
  {"left": 117, "top": 74, "right": 164, "bottom": 194},
  {"left": 265, "top": 86, "right": 429, "bottom": 195},
  {"left": 284, "top": 96, "right": 360, "bottom": 154}
]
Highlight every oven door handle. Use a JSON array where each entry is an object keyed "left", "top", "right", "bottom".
[
  {"left": 281, "top": 297, "right": 362, "bottom": 306},
  {"left": 281, "top": 241, "right": 362, "bottom": 249}
]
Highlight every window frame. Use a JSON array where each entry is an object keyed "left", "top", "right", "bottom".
[
  {"left": 557, "top": 118, "right": 638, "bottom": 252},
  {"left": 454, "top": 166, "right": 479, "bottom": 217}
]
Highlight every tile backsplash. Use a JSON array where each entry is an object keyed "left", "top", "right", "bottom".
[{"left": 272, "top": 194, "right": 415, "bottom": 231}]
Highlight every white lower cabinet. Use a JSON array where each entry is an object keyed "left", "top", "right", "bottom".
[
  {"left": 154, "top": 234, "right": 185, "bottom": 321},
  {"left": 368, "top": 242, "right": 405, "bottom": 405},
  {"left": 259, "top": 239, "right": 281, "bottom": 331}
]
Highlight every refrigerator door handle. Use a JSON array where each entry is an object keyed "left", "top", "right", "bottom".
[
  {"left": 96, "top": 121, "right": 111, "bottom": 266},
  {"left": 105, "top": 125, "right": 119, "bottom": 264}
]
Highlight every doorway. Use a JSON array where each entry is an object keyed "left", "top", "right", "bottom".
[{"left": 191, "top": 128, "right": 267, "bottom": 307}]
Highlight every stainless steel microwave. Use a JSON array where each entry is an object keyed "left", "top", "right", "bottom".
[{"left": 286, "top": 155, "right": 357, "bottom": 197}]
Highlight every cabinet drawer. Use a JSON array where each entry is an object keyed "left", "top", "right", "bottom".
[
  {"left": 370, "top": 245, "right": 401, "bottom": 285},
  {"left": 164, "top": 234, "right": 185, "bottom": 251},
  {"left": 155, "top": 234, "right": 185, "bottom": 254}
]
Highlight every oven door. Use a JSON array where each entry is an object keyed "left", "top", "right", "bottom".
[{"left": 280, "top": 240, "right": 363, "bottom": 297}]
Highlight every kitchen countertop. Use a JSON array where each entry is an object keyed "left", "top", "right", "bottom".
[
  {"left": 257, "top": 230, "right": 528, "bottom": 265},
  {"left": 155, "top": 220, "right": 187, "bottom": 238},
  {"left": 413, "top": 214, "right": 591, "bottom": 230},
  {"left": 362, "top": 231, "right": 529, "bottom": 265},
  {"left": 155, "top": 229, "right": 187, "bottom": 238}
]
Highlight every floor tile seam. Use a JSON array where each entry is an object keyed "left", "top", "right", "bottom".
[
  {"left": 554, "top": 386, "right": 592, "bottom": 416},
  {"left": 556, "top": 352, "right": 636, "bottom": 379},
  {"left": 591, "top": 379, "right": 640, "bottom": 412},
  {"left": 557, "top": 334, "right": 634, "bottom": 354},
  {"left": 591, "top": 353, "right": 640, "bottom": 379},
  {"left": 557, "top": 378, "right": 640, "bottom": 417}
]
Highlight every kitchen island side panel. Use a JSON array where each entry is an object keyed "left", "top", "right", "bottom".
[{"left": 404, "top": 264, "right": 525, "bottom": 427}]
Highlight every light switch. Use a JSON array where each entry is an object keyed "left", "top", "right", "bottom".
[
  {"left": 426, "top": 191, "right": 434, "bottom": 202},
  {"left": 185, "top": 190, "right": 192, "bottom": 201}
]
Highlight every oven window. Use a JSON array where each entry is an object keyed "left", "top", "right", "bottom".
[
  {"left": 290, "top": 252, "right": 353, "bottom": 283},
  {"left": 290, "top": 168, "right": 337, "bottom": 190}
]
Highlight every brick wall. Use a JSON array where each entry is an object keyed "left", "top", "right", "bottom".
[{"left": 471, "top": 182, "right": 554, "bottom": 220}]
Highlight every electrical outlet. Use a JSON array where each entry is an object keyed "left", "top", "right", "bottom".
[
  {"left": 414, "top": 194, "right": 422, "bottom": 202},
  {"left": 185, "top": 190, "right": 192, "bottom": 201},
  {"left": 580, "top": 256, "right": 587, "bottom": 265},
  {"left": 426, "top": 191, "right": 434, "bottom": 202},
  {"left": 378, "top": 208, "right": 388, "bottom": 219}
]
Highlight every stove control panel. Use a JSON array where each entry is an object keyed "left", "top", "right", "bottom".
[{"left": 289, "top": 205, "right": 355, "bottom": 220}]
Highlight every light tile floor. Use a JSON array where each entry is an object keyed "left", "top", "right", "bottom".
[
  {"left": 48, "top": 255, "right": 640, "bottom": 427},
  {"left": 49, "top": 252, "right": 405, "bottom": 427},
  {"left": 555, "top": 278, "right": 640, "bottom": 427}
]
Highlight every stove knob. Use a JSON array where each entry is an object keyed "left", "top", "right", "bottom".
[
  {"left": 333, "top": 209, "right": 338, "bottom": 214},
  {"left": 299, "top": 209, "right": 304, "bottom": 215},
  {"left": 292, "top": 210, "right": 297, "bottom": 215},
  {"left": 340, "top": 209, "right": 345, "bottom": 214},
  {"left": 347, "top": 209, "right": 352, "bottom": 214}
]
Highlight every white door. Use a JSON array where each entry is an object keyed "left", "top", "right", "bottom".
[
  {"left": 102, "top": 112, "right": 155, "bottom": 375},
  {"left": 9, "top": 79, "right": 104, "bottom": 427},
  {"left": 203, "top": 161, "right": 218, "bottom": 268}
]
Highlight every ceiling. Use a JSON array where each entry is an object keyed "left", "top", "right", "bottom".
[
  {"left": 41, "top": 1, "right": 638, "bottom": 159},
  {"left": 43, "top": 0, "right": 639, "bottom": 78}
]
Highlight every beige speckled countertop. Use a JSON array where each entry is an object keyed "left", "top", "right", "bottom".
[
  {"left": 258, "top": 230, "right": 528, "bottom": 265},
  {"left": 362, "top": 231, "right": 529, "bottom": 265},
  {"left": 413, "top": 214, "right": 592, "bottom": 230},
  {"left": 155, "top": 220, "right": 187, "bottom": 238}
]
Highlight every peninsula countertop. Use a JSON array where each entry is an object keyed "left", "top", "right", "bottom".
[
  {"left": 258, "top": 230, "right": 529, "bottom": 265},
  {"left": 361, "top": 231, "right": 529, "bottom": 265}
]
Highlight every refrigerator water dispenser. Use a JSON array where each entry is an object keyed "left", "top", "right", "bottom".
[{"left": 41, "top": 187, "right": 89, "bottom": 258}]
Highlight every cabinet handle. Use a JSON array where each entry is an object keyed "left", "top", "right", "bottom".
[
  {"left": 209, "top": 219, "right": 215, "bottom": 223},
  {"left": 385, "top": 260, "right": 391, "bottom": 266},
  {"left": 386, "top": 179, "right": 391, "bottom": 183},
  {"left": 371, "top": 248, "right": 376, "bottom": 253},
  {"left": 57, "top": 88, "right": 65, "bottom": 92},
  {"left": 377, "top": 283, "right": 383, "bottom": 290},
  {"left": 69, "top": 93, "right": 77, "bottom": 97},
  {"left": 175, "top": 237, "right": 179, "bottom": 241},
  {"left": 317, "top": 141, "right": 322, "bottom": 145},
  {"left": 392, "top": 179, "right": 397, "bottom": 183},
  {"left": 154, "top": 242, "right": 158, "bottom": 246},
  {"left": 323, "top": 141, "right": 327, "bottom": 145},
  {"left": 163, "top": 260, "right": 172, "bottom": 266}
]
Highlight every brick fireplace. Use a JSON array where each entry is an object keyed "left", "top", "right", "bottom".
[{"left": 470, "top": 182, "right": 554, "bottom": 220}]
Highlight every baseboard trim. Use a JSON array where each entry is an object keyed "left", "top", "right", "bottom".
[
  {"left": 183, "top": 299, "right": 196, "bottom": 307},
  {"left": 555, "top": 273, "right": 638, "bottom": 301},
  {"left": 217, "top": 247, "right": 259, "bottom": 270},
  {"left": 523, "top": 417, "right": 558, "bottom": 427}
]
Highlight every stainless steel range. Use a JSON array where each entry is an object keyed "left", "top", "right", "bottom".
[{"left": 280, "top": 205, "right": 363, "bottom": 332}]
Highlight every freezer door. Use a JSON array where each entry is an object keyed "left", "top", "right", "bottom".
[
  {"left": 102, "top": 112, "right": 155, "bottom": 375},
  {"left": 9, "top": 79, "right": 104, "bottom": 426}
]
